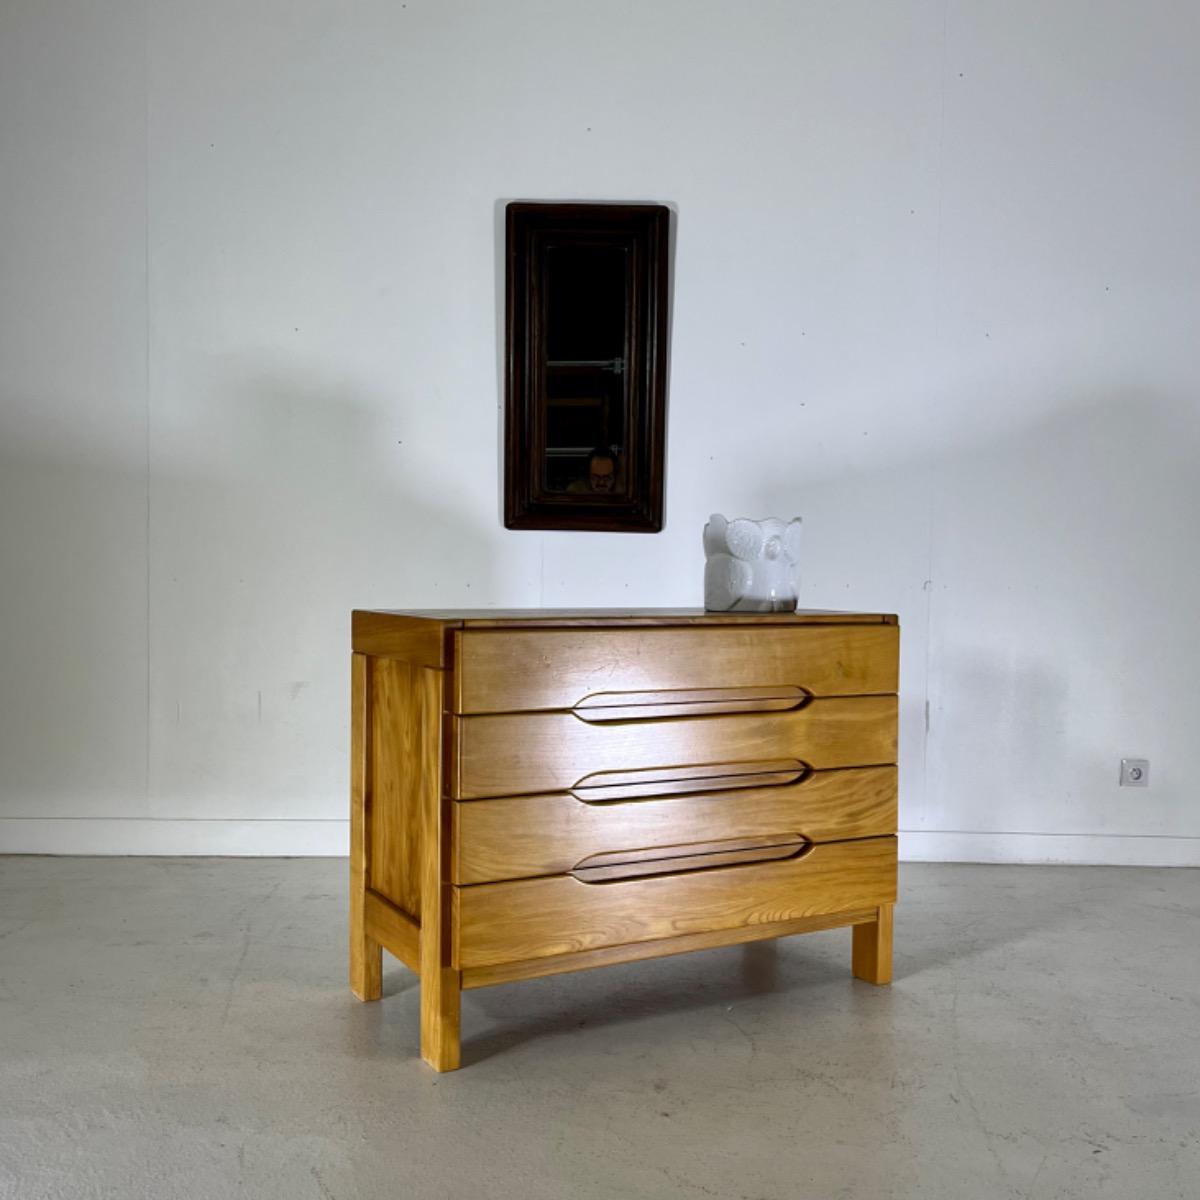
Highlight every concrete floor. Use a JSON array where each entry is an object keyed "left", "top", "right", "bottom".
[{"left": 0, "top": 861, "right": 1197, "bottom": 1200}]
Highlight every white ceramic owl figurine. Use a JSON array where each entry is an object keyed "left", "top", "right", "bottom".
[{"left": 703, "top": 514, "right": 802, "bottom": 612}]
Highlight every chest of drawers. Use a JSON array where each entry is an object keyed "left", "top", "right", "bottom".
[{"left": 350, "top": 608, "right": 899, "bottom": 1071}]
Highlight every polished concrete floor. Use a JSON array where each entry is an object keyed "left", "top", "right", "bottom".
[{"left": 0, "top": 859, "right": 1197, "bottom": 1200}]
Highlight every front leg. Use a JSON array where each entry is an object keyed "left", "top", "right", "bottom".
[
  {"left": 350, "top": 653, "right": 382, "bottom": 1001},
  {"left": 350, "top": 892, "right": 383, "bottom": 1001},
  {"left": 420, "top": 899, "right": 461, "bottom": 1072},
  {"left": 852, "top": 903, "right": 894, "bottom": 985},
  {"left": 418, "top": 666, "right": 460, "bottom": 1070}
]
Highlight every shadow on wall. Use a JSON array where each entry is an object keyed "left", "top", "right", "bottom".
[
  {"left": 922, "top": 394, "right": 1200, "bottom": 836},
  {"left": 0, "top": 356, "right": 498, "bottom": 822},
  {"left": 744, "top": 392, "right": 1200, "bottom": 838},
  {"left": 149, "top": 356, "right": 499, "bottom": 819}
]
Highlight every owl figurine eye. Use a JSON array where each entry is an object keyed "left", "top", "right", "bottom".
[{"left": 703, "top": 514, "right": 802, "bottom": 612}]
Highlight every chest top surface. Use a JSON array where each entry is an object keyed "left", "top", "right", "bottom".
[{"left": 355, "top": 607, "right": 897, "bottom": 629}]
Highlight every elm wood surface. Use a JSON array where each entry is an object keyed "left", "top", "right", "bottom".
[
  {"left": 363, "top": 889, "right": 419, "bottom": 973},
  {"left": 453, "top": 765, "right": 897, "bottom": 884},
  {"left": 568, "top": 835, "right": 810, "bottom": 883},
  {"left": 568, "top": 760, "right": 808, "bottom": 801},
  {"left": 348, "top": 654, "right": 381, "bottom": 1002},
  {"left": 452, "top": 696, "right": 898, "bottom": 799},
  {"left": 459, "top": 908, "right": 882, "bottom": 990},
  {"left": 569, "top": 686, "right": 808, "bottom": 722},
  {"left": 348, "top": 608, "right": 899, "bottom": 1072},
  {"left": 852, "top": 902, "right": 895, "bottom": 985},
  {"left": 453, "top": 623, "right": 899, "bottom": 712},
  {"left": 453, "top": 836, "right": 897, "bottom": 970},
  {"left": 415, "top": 666, "right": 460, "bottom": 1072},
  {"left": 350, "top": 614, "right": 448, "bottom": 667},
  {"left": 368, "top": 658, "right": 425, "bottom": 918},
  {"left": 351, "top": 649, "right": 460, "bottom": 1068}
]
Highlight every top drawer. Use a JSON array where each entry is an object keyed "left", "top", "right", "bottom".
[{"left": 453, "top": 624, "right": 898, "bottom": 714}]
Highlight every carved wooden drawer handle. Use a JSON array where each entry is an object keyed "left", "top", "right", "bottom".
[
  {"left": 570, "top": 835, "right": 811, "bottom": 884},
  {"left": 571, "top": 759, "right": 810, "bottom": 803},
  {"left": 572, "top": 686, "right": 810, "bottom": 723}
]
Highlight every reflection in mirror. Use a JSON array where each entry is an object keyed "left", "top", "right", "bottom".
[
  {"left": 543, "top": 243, "right": 629, "bottom": 497},
  {"left": 505, "top": 203, "right": 670, "bottom": 532}
]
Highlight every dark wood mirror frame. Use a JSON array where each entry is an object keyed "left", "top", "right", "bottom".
[{"left": 504, "top": 201, "right": 670, "bottom": 532}]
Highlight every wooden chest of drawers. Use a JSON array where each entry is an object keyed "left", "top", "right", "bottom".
[{"left": 350, "top": 608, "right": 899, "bottom": 1071}]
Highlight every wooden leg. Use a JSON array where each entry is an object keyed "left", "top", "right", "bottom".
[
  {"left": 420, "top": 900, "right": 461, "bottom": 1072},
  {"left": 350, "top": 887, "right": 383, "bottom": 1001},
  {"left": 852, "top": 903, "right": 894, "bottom": 985},
  {"left": 350, "top": 653, "right": 383, "bottom": 1001},
  {"left": 418, "top": 666, "right": 460, "bottom": 1070}
]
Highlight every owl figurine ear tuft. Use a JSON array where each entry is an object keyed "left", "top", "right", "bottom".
[
  {"left": 702, "top": 512, "right": 729, "bottom": 558},
  {"left": 704, "top": 513, "right": 801, "bottom": 612}
]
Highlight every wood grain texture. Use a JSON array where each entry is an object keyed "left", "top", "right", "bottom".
[
  {"left": 570, "top": 836, "right": 808, "bottom": 882},
  {"left": 417, "top": 666, "right": 461, "bottom": 1072},
  {"left": 364, "top": 889, "right": 420, "bottom": 974},
  {"left": 570, "top": 760, "right": 805, "bottom": 801},
  {"left": 571, "top": 686, "right": 807, "bottom": 722},
  {"left": 349, "top": 653, "right": 382, "bottom": 1001},
  {"left": 352, "top": 606, "right": 898, "bottom": 1065},
  {"left": 852, "top": 902, "right": 894, "bottom": 985},
  {"left": 456, "top": 624, "right": 898, "bottom": 713},
  {"left": 461, "top": 908, "right": 879, "bottom": 989},
  {"left": 454, "top": 835, "right": 898, "bottom": 969},
  {"left": 453, "top": 766, "right": 897, "bottom": 883},
  {"left": 453, "top": 696, "right": 898, "bottom": 799},
  {"left": 368, "top": 658, "right": 423, "bottom": 918},
  {"left": 351, "top": 611, "right": 449, "bottom": 666}
]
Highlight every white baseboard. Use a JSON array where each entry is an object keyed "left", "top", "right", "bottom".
[
  {"left": 2, "top": 820, "right": 1197, "bottom": 866},
  {"left": 0, "top": 818, "right": 348, "bottom": 856},
  {"left": 900, "top": 830, "right": 1200, "bottom": 867}
]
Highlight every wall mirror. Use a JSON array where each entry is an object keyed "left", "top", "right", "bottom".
[{"left": 504, "top": 202, "right": 670, "bottom": 532}]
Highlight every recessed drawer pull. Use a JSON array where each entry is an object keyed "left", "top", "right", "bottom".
[
  {"left": 453, "top": 766, "right": 898, "bottom": 885},
  {"left": 572, "top": 686, "right": 810, "bottom": 723},
  {"left": 454, "top": 836, "right": 898, "bottom": 970},
  {"left": 454, "top": 696, "right": 898, "bottom": 800},
  {"left": 570, "top": 836, "right": 811, "bottom": 884},
  {"left": 571, "top": 759, "right": 810, "bottom": 803}
]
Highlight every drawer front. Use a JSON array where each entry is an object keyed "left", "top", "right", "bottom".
[
  {"left": 452, "top": 696, "right": 897, "bottom": 799},
  {"left": 453, "top": 765, "right": 896, "bottom": 884},
  {"left": 454, "top": 624, "right": 898, "bottom": 714},
  {"left": 454, "top": 835, "right": 897, "bottom": 968}
]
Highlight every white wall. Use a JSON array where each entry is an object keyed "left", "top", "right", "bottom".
[{"left": 2, "top": 0, "right": 1198, "bottom": 863}]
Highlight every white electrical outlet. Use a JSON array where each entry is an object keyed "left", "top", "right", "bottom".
[{"left": 1120, "top": 758, "right": 1150, "bottom": 787}]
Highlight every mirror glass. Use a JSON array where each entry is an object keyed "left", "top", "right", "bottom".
[{"left": 543, "top": 243, "right": 629, "bottom": 496}]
